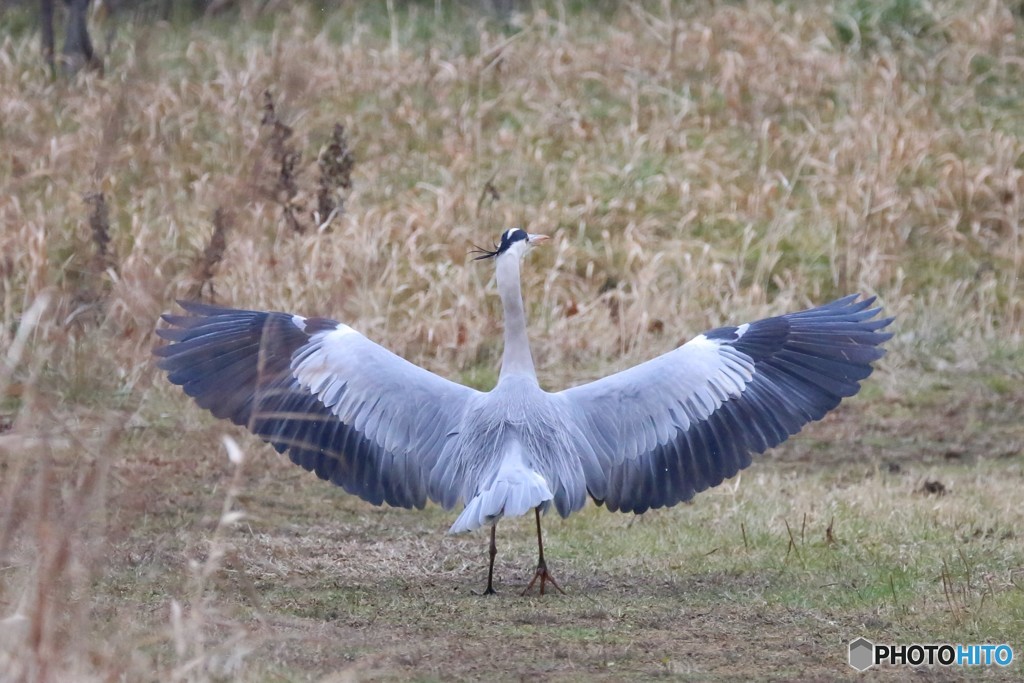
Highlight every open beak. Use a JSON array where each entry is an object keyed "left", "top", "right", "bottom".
[{"left": 528, "top": 234, "right": 550, "bottom": 245}]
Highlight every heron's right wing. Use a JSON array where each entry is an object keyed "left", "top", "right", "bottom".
[
  {"left": 154, "top": 302, "right": 480, "bottom": 509},
  {"left": 556, "top": 295, "right": 892, "bottom": 513}
]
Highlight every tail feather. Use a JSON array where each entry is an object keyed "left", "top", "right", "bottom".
[{"left": 448, "top": 446, "right": 553, "bottom": 534}]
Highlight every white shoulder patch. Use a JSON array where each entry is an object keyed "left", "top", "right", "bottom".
[
  {"left": 329, "top": 323, "right": 358, "bottom": 339},
  {"left": 687, "top": 333, "right": 717, "bottom": 349}
]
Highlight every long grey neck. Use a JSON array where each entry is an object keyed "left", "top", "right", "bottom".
[{"left": 496, "top": 254, "right": 536, "bottom": 380}]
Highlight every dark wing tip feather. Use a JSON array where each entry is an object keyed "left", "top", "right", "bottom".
[
  {"left": 153, "top": 304, "right": 306, "bottom": 422},
  {"left": 173, "top": 299, "right": 241, "bottom": 316}
]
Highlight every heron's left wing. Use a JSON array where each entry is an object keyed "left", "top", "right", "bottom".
[
  {"left": 154, "top": 302, "right": 479, "bottom": 509},
  {"left": 555, "top": 295, "right": 892, "bottom": 513}
]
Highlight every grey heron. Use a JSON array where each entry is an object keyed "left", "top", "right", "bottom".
[{"left": 154, "top": 229, "right": 892, "bottom": 594}]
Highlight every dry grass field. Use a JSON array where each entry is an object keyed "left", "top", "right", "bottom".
[{"left": 1, "top": 0, "right": 1023, "bottom": 680}]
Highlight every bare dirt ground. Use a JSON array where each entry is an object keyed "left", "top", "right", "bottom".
[{"left": 36, "top": 370, "right": 1012, "bottom": 681}]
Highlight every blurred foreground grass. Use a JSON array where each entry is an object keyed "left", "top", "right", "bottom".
[{"left": 1, "top": 0, "right": 1022, "bottom": 680}]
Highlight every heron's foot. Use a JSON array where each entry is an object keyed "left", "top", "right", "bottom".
[
  {"left": 521, "top": 560, "right": 565, "bottom": 596},
  {"left": 472, "top": 582, "right": 499, "bottom": 597}
]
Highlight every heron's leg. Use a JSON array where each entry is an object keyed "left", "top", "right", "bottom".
[
  {"left": 484, "top": 522, "right": 498, "bottom": 595},
  {"left": 522, "top": 507, "right": 565, "bottom": 596}
]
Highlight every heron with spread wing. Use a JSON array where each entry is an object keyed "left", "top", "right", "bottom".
[{"left": 155, "top": 229, "right": 892, "bottom": 595}]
